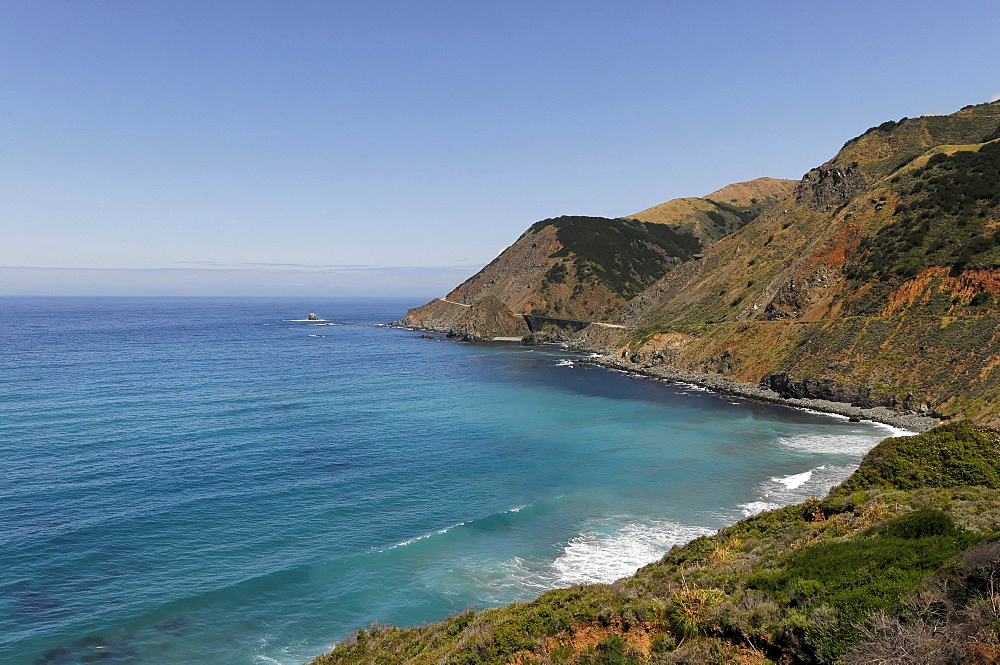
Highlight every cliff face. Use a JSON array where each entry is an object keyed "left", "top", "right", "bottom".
[
  {"left": 600, "top": 102, "right": 1000, "bottom": 426},
  {"left": 405, "top": 100, "right": 1000, "bottom": 426},
  {"left": 401, "top": 215, "right": 703, "bottom": 331},
  {"left": 401, "top": 296, "right": 529, "bottom": 340}
]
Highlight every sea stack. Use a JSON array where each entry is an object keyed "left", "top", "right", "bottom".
[{"left": 307, "top": 313, "right": 319, "bottom": 321}]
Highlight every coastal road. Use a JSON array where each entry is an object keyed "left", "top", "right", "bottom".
[{"left": 437, "top": 297, "right": 633, "bottom": 329}]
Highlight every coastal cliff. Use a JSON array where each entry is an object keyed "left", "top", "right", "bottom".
[
  {"left": 401, "top": 178, "right": 793, "bottom": 333},
  {"left": 328, "top": 100, "right": 1000, "bottom": 664},
  {"left": 404, "top": 101, "right": 1000, "bottom": 427}
]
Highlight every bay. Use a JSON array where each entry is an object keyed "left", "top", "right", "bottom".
[{"left": 0, "top": 297, "right": 904, "bottom": 664}]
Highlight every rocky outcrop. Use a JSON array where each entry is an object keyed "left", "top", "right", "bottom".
[
  {"left": 757, "top": 372, "right": 951, "bottom": 418},
  {"left": 794, "top": 163, "right": 867, "bottom": 212},
  {"left": 449, "top": 296, "right": 530, "bottom": 340},
  {"left": 759, "top": 372, "right": 878, "bottom": 407},
  {"left": 402, "top": 296, "right": 529, "bottom": 341},
  {"left": 761, "top": 266, "right": 840, "bottom": 320}
]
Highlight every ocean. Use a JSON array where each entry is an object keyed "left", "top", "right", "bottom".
[{"left": 0, "top": 297, "right": 907, "bottom": 665}]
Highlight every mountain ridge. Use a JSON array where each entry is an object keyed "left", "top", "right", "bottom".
[
  {"left": 403, "top": 100, "right": 1000, "bottom": 427},
  {"left": 322, "top": 99, "right": 1000, "bottom": 665}
]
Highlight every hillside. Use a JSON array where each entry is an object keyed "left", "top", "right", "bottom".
[
  {"left": 404, "top": 102, "right": 1000, "bottom": 422},
  {"left": 312, "top": 423, "right": 1000, "bottom": 665},
  {"left": 630, "top": 177, "right": 796, "bottom": 246},
  {"left": 402, "top": 182, "right": 790, "bottom": 335},
  {"left": 325, "top": 100, "right": 1000, "bottom": 664},
  {"left": 402, "top": 216, "right": 701, "bottom": 334},
  {"left": 604, "top": 101, "right": 1000, "bottom": 426}
]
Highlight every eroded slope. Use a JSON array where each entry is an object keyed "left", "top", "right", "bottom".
[{"left": 609, "top": 102, "right": 1000, "bottom": 425}]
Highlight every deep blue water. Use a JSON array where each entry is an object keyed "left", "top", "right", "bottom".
[{"left": 0, "top": 297, "right": 906, "bottom": 665}]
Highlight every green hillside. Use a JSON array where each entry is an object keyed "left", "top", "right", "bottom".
[
  {"left": 529, "top": 216, "right": 702, "bottom": 301},
  {"left": 842, "top": 139, "right": 1000, "bottom": 315}
]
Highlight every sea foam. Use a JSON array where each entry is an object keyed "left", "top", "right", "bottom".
[
  {"left": 551, "top": 521, "right": 715, "bottom": 585},
  {"left": 773, "top": 469, "right": 813, "bottom": 489},
  {"left": 739, "top": 501, "right": 782, "bottom": 516}
]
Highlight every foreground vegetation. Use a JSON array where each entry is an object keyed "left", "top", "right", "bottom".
[{"left": 313, "top": 423, "right": 1000, "bottom": 664}]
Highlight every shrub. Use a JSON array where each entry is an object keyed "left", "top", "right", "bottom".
[
  {"left": 838, "top": 423, "right": 1000, "bottom": 492},
  {"left": 578, "top": 635, "right": 644, "bottom": 665},
  {"left": 847, "top": 141, "right": 1000, "bottom": 291}
]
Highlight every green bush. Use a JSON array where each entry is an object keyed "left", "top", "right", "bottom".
[
  {"left": 838, "top": 422, "right": 1000, "bottom": 492},
  {"left": 877, "top": 508, "right": 957, "bottom": 539},
  {"left": 849, "top": 141, "right": 1000, "bottom": 289},
  {"left": 747, "top": 507, "right": 978, "bottom": 661}
]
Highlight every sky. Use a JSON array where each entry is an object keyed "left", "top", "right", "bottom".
[{"left": 2, "top": 0, "right": 999, "bottom": 297}]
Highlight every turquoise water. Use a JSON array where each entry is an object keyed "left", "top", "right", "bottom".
[{"left": 1, "top": 297, "right": 905, "bottom": 665}]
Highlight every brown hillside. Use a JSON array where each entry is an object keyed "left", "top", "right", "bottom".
[
  {"left": 599, "top": 102, "right": 1000, "bottom": 425},
  {"left": 629, "top": 177, "right": 793, "bottom": 247},
  {"left": 704, "top": 176, "right": 797, "bottom": 206}
]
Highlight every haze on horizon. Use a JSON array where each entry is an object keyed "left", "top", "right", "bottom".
[{"left": 2, "top": 0, "right": 999, "bottom": 297}]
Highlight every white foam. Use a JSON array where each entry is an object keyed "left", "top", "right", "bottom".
[
  {"left": 739, "top": 501, "right": 782, "bottom": 516},
  {"left": 673, "top": 381, "right": 709, "bottom": 392},
  {"left": 788, "top": 407, "right": 919, "bottom": 438},
  {"left": 476, "top": 520, "right": 716, "bottom": 599},
  {"left": 284, "top": 318, "right": 328, "bottom": 322},
  {"left": 555, "top": 359, "right": 574, "bottom": 367},
  {"left": 251, "top": 655, "right": 283, "bottom": 665},
  {"left": 869, "top": 422, "right": 919, "bottom": 437},
  {"left": 551, "top": 521, "right": 715, "bottom": 585},
  {"left": 386, "top": 521, "right": 467, "bottom": 550},
  {"left": 385, "top": 504, "right": 532, "bottom": 551},
  {"left": 773, "top": 469, "right": 813, "bottom": 489},
  {"left": 777, "top": 431, "right": 884, "bottom": 456},
  {"left": 745, "top": 463, "right": 859, "bottom": 516}
]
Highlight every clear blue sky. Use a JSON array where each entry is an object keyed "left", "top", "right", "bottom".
[{"left": 2, "top": 0, "right": 998, "bottom": 296}]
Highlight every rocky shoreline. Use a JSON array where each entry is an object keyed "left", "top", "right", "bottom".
[
  {"left": 580, "top": 354, "right": 940, "bottom": 433},
  {"left": 396, "top": 321, "right": 942, "bottom": 433}
]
